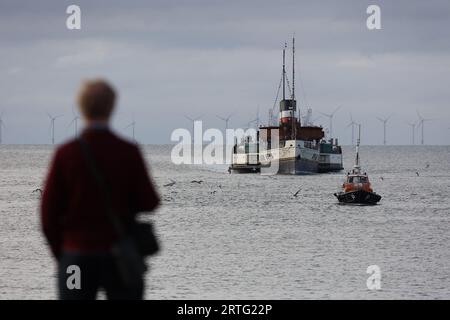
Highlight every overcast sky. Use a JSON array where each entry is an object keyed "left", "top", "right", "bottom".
[{"left": 1, "top": 0, "right": 450, "bottom": 145}]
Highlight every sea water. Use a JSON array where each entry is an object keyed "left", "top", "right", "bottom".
[{"left": 0, "top": 144, "right": 449, "bottom": 299}]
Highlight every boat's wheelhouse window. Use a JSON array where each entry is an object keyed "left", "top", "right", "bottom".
[{"left": 348, "top": 176, "right": 368, "bottom": 183}]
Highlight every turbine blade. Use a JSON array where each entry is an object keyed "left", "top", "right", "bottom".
[
  {"left": 416, "top": 109, "right": 423, "bottom": 120},
  {"left": 67, "top": 117, "right": 77, "bottom": 128},
  {"left": 318, "top": 111, "right": 331, "bottom": 117},
  {"left": 332, "top": 105, "right": 342, "bottom": 115}
]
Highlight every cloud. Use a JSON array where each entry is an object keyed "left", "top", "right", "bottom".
[{"left": 0, "top": 0, "right": 449, "bottom": 144}]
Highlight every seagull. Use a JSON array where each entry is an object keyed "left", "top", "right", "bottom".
[
  {"left": 293, "top": 189, "right": 301, "bottom": 197},
  {"left": 190, "top": 180, "right": 203, "bottom": 184},
  {"left": 163, "top": 179, "right": 176, "bottom": 187},
  {"left": 32, "top": 188, "right": 43, "bottom": 195},
  {"left": 380, "top": 177, "right": 384, "bottom": 181},
  {"left": 163, "top": 196, "right": 173, "bottom": 202}
]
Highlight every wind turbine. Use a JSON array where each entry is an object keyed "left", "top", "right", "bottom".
[
  {"left": 406, "top": 121, "right": 417, "bottom": 145},
  {"left": 47, "top": 113, "right": 63, "bottom": 145},
  {"left": 68, "top": 108, "right": 80, "bottom": 137},
  {"left": 346, "top": 113, "right": 358, "bottom": 145},
  {"left": 124, "top": 120, "right": 136, "bottom": 141},
  {"left": 0, "top": 111, "right": 4, "bottom": 144},
  {"left": 242, "top": 117, "right": 259, "bottom": 130},
  {"left": 301, "top": 108, "right": 321, "bottom": 126},
  {"left": 318, "top": 106, "right": 341, "bottom": 138},
  {"left": 216, "top": 113, "right": 233, "bottom": 132},
  {"left": 241, "top": 107, "right": 259, "bottom": 129},
  {"left": 184, "top": 115, "right": 202, "bottom": 144},
  {"left": 416, "top": 110, "right": 433, "bottom": 145},
  {"left": 376, "top": 114, "right": 393, "bottom": 145}
]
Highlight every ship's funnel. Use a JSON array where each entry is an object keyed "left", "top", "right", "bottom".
[{"left": 279, "top": 99, "right": 297, "bottom": 124}]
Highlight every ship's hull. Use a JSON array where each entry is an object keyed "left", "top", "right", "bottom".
[
  {"left": 228, "top": 164, "right": 261, "bottom": 173},
  {"left": 318, "top": 152, "right": 343, "bottom": 173},
  {"left": 277, "top": 157, "right": 319, "bottom": 174},
  {"left": 229, "top": 156, "right": 342, "bottom": 174},
  {"left": 230, "top": 139, "right": 343, "bottom": 175},
  {"left": 334, "top": 190, "right": 381, "bottom": 205},
  {"left": 318, "top": 162, "right": 344, "bottom": 173}
]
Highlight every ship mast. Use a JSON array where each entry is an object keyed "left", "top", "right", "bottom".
[
  {"left": 282, "top": 42, "right": 286, "bottom": 101},
  {"left": 292, "top": 36, "right": 296, "bottom": 140},
  {"left": 292, "top": 37, "right": 295, "bottom": 102},
  {"left": 354, "top": 124, "right": 361, "bottom": 173},
  {"left": 279, "top": 39, "right": 299, "bottom": 141}
]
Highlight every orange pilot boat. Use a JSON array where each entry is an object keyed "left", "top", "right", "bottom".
[{"left": 334, "top": 125, "right": 381, "bottom": 205}]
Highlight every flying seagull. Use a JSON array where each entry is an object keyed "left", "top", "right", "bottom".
[
  {"left": 32, "top": 188, "right": 43, "bottom": 197},
  {"left": 163, "top": 179, "right": 176, "bottom": 187}
]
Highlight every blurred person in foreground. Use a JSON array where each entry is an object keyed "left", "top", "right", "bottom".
[{"left": 40, "top": 79, "right": 160, "bottom": 300}]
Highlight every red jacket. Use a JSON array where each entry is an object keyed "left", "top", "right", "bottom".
[{"left": 40, "top": 128, "right": 160, "bottom": 258}]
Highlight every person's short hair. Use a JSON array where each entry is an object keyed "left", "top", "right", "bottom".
[{"left": 77, "top": 79, "right": 116, "bottom": 120}]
